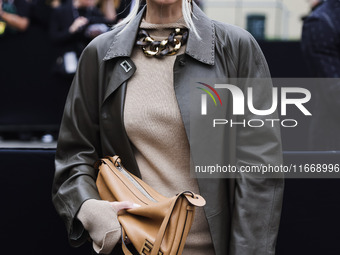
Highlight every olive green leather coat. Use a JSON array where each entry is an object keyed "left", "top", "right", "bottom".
[{"left": 52, "top": 3, "right": 284, "bottom": 255}]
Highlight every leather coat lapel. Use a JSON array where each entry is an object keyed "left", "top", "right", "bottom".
[
  {"left": 100, "top": 58, "right": 140, "bottom": 176},
  {"left": 102, "top": 58, "right": 136, "bottom": 105},
  {"left": 185, "top": 3, "right": 215, "bottom": 65},
  {"left": 103, "top": 7, "right": 145, "bottom": 60}
]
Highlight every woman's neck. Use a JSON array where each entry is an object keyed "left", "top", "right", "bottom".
[{"left": 145, "top": 0, "right": 182, "bottom": 24}]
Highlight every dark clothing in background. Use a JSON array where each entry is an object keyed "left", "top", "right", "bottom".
[
  {"left": 301, "top": 0, "right": 340, "bottom": 150},
  {"left": 302, "top": 0, "right": 340, "bottom": 78},
  {"left": 30, "top": 0, "right": 53, "bottom": 30},
  {"left": 49, "top": 3, "right": 113, "bottom": 83},
  {"left": 115, "top": 0, "right": 132, "bottom": 21},
  {"left": 2, "top": 0, "right": 31, "bottom": 17},
  {"left": 49, "top": 3, "right": 112, "bottom": 58},
  {"left": 301, "top": 1, "right": 324, "bottom": 21}
]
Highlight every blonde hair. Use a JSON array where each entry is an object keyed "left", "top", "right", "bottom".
[{"left": 115, "top": 0, "right": 199, "bottom": 37}]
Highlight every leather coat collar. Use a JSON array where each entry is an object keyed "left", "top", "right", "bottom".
[{"left": 103, "top": 3, "right": 215, "bottom": 65}]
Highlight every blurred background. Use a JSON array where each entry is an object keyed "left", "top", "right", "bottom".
[{"left": 205, "top": 0, "right": 310, "bottom": 40}]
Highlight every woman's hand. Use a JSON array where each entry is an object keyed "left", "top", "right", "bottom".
[
  {"left": 69, "top": 16, "right": 89, "bottom": 33},
  {"left": 110, "top": 200, "right": 141, "bottom": 213}
]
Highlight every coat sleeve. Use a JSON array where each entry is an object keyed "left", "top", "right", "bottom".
[
  {"left": 52, "top": 41, "right": 103, "bottom": 247},
  {"left": 228, "top": 30, "right": 284, "bottom": 255}
]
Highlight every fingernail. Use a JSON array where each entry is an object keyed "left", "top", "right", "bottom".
[{"left": 133, "top": 203, "right": 141, "bottom": 208}]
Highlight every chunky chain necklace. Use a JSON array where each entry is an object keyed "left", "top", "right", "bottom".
[{"left": 136, "top": 28, "right": 188, "bottom": 57}]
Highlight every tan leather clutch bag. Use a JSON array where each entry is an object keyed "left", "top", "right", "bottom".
[{"left": 95, "top": 155, "right": 206, "bottom": 255}]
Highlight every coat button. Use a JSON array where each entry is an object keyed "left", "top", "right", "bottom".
[{"left": 179, "top": 59, "right": 186, "bottom": 66}]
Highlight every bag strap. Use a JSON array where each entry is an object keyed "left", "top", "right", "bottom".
[
  {"left": 121, "top": 228, "right": 133, "bottom": 255},
  {"left": 150, "top": 194, "right": 180, "bottom": 255},
  {"left": 150, "top": 191, "right": 198, "bottom": 255},
  {"left": 177, "top": 204, "right": 195, "bottom": 253},
  {"left": 120, "top": 193, "right": 183, "bottom": 255}
]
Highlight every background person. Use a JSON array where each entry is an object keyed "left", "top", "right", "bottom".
[
  {"left": 49, "top": 0, "right": 115, "bottom": 80},
  {"left": 301, "top": 0, "right": 340, "bottom": 150},
  {"left": 97, "top": 0, "right": 116, "bottom": 21},
  {"left": 0, "top": 0, "right": 30, "bottom": 35}
]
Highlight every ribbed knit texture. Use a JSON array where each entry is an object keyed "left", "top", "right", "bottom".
[
  {"left": 77, "top": 199, "right": 121, "bottom": 254},
  {"left": 124, "top": 18, "right": 215, "bottom": 255}
]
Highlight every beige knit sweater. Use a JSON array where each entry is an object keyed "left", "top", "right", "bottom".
[
  {"left": 123, "top": 18, "right": 215, "bottom": 255},
  {"left": 78, "top": 18, "right": 215, "bottom": 255}
]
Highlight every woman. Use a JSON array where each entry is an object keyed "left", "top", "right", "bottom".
[{"left": 52, "top": 0, "right": 284, "bottom": 254}]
